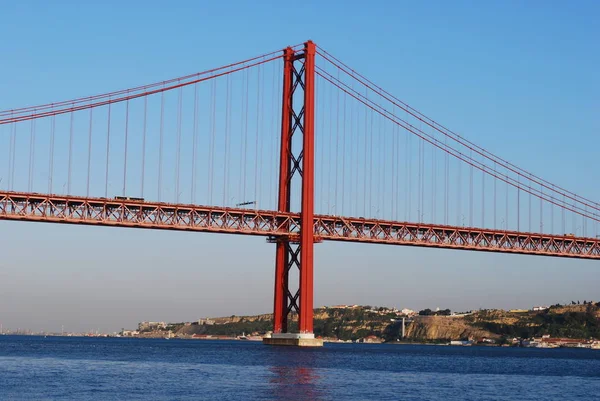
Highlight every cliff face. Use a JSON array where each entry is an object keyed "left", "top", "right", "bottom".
[{"left": 405, "top": 316, "right": 497, "bottom": 341}]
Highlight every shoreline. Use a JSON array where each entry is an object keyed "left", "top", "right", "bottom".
[{"left": 2, "top": 334, "right": 599, "bottom": 349}]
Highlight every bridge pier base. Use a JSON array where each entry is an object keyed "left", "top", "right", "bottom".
[{"left": 263, "top": 333, "right": 323, "bottom": 347}]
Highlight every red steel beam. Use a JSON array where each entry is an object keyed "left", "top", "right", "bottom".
[
  {"left": 298, "top": 40, "right": 316, "bottom": 334},
  {"left": 273, "top": 46, "right": 295, "bottom": 334},
  {"left": 1, "top": 191, "right": 600, "bottom": 259}
]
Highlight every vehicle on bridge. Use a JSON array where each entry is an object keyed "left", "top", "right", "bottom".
[{"left": 114, "top": 196, "right": 145, "bottom": 202}]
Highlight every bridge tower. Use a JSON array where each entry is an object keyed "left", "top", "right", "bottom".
[{"left": 263, "top": 41, "right": 322, "bottom": 346}]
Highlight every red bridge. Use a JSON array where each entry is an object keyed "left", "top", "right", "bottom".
[{"left": 1, "top": 41, "right": 598, "bottom": 345}]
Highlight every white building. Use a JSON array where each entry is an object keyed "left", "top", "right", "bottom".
[{"left": 138, "top": 321, "right": 167, "bottom": 331}]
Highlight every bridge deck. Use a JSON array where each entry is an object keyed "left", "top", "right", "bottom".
[{"left": 1, "top": 191, "right": 599, "bottom": 259}]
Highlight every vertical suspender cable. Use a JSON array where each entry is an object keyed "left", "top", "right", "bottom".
[
  {"left": 505, "top": 168, "right": 509, "bottom": 230},
  {"left": 49, "top": 116, "right": 55, "bottom": 193},
  {"left": 319, "top": 74, "right": 326, "bottom": 211},
  {"left": 242, "top": 70, "right": 248, "bottom": 204},
  {"left": 33, "top": 117, "right": 37, "bottom": 190},
  {"left": 254, "top": 65, "right": 261, "bottom": 207},
  {"left": 210, "top": 78, "right": 218, "bottom": 205},
  {"left": 529, "top": 176, "right": 532, "bottom": 232},
  {"left": 469, "top": 149, "right": 473, "bottom": 226},
  {"left": 580, "top": 205, "right": 587, "bottom": 237},
  {"left": 239, "top": 70, "right": 245, "bottom": 204},
  {"left": 86, "top": 108, "right": 93, "bottom": 196},
  {"left": 192, "top": 83, "right": 199, "bottom": 204},
  {"left": 391, "top": 109, "right": 396, "bottom": 220},
  {"left": 551, "top": 184, "right": 555, "bottom": 233},
  {"left": 356, "top": 91, "right": 361, "bottom": 217},
  {"left": 341, "top": 86, "right": 346, "bottom": 215},
  {"left": 335, "top": 68, "right": 340, "bottom": 213},
  {"left": 363, "top": 89, "right": 368, "bottom": 217},
  {"left": 68, "top": 108, "right": 74, "bottom": 194},
  {"left": 105, "top": 101, "right": 112, "bottom": 197},
  {"left": 444, "top": 134, "right": 449, "bottom": 225},
  {"left": 176, "top": 87, "right": 183, "bottom": 202},
  {"left": 395, "top": 119, "right": 400, "bottom": 220},
  {"left": 457, "top": 157, "right": 461, "bottom": 226},
  {"left": 540, "top": 185, "right": 543, "bottom": 232},
  {"left": 418, "top": 131, "right": 422, "bottom": 222},
  {"left": 517, "top": 175, "right": 520, "bottom": 232},
  {"left": 381, "top": 113, "right": 386, "bottom": 219},
  {"left": 369, "top": 107, "right": 373, "bottom": 215},
  {"left": 407, "top": 129, "right": 411, "bottom": 221},
  {"left": 223, "top": 75, "right": 230, "bottom": 207},
  {"left": 350, "top": 88, "right": 355, "bottom": 216},
  {"left": 562, "top": 194, "right": 565, "bottom": 234},
  {"left": 257, "top": 64, "right": 265, "bottom": 208},
  {"left": 7, "top": 119, "right": 14, "bottom": 190},
  {"left": 28, "top": 118, "right": 35, "bottom": 192},
  {"left": 481, "top": 155, "right": 485, "bottom": 227},
  {"left": 269, "top": 60, "right": 276, "bottom": 209},
  {"left": 329, "top": 77, "right": 334, "bottom": 213},
  {"left": 27, "top": 119, "right": 32, "bottom": 191},
  {"left": 572, "top": 195, "right": 576, "bottom": 234},
  {"left": 11, "top": 122, "right": 16, "bottom": 190},
  {"left": 493, "top": 161, "right": 497, "bottom": 229},
  {"left": 123, "top": 98, "right": 130, "bottom": 196},
  {"left": 158, "top": 91, "right": 164, "bottom": 202},
  {"left": 431, "top": 132, "right": 436, "bottom": 223},
  {"left": 6, "top": 121, "right": 12, "bottom": 190},
  {"left": 420, "top": 130, "right": 425, "bottom": 222},
  {"left": 141, "top": 96, "right": 148, "bottom": 199}
]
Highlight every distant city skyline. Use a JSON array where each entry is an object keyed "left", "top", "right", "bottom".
[{"left": 1, "top": 1, "right": 599, "bottom": 332}]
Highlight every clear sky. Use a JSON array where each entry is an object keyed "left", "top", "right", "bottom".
[{"left": 0, "top": 1, "right": 599, "bottom": 333}]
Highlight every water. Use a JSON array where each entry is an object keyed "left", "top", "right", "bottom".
[{"left": 1, "top": 336, "right": 599, "bottom": 400}]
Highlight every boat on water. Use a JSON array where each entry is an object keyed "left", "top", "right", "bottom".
[{"left": 237, "top": 334, "right": 263, "bottom": 341}]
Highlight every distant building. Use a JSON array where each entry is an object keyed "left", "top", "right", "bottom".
[
  {"left": 360, "top": 335, "right": 382, "bottom": 344},
  {"left": 532, "top": 306, "right": 549, "bottom": 311},
  {"left": 450, "top": 311, "right": 473, "bottom": 317},
  {"left": 509, "top": 309, "right": 529, "bottom": 313},
  {"left": 450, "top": 340, "right": 473, "bottom": 346},
  {"left": 138, "top": 321, "right": 167, "bottom": 331},
  {"left": 197, "top": 319, "right": 215, "bottom": 325},
  {"left": 541, "top": 336, "right": 591, "bottom": 348},
  {"left": 401, "top": 308, "right": 416, "bottom": 316},
  {"left": 329, "top": 304, "right": 360, "bottom": 309}
]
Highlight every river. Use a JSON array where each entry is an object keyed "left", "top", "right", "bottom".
[{"left": 1, "top": 335, "right": 599, "bottom": 400}]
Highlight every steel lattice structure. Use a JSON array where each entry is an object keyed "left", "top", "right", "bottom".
[{"left": 2, "top": 191, "right": 599, "bottom": 259}]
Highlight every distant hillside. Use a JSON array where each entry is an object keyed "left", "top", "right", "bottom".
[{"left": 136, "top": 302, "right": 600, "bottom": 343}]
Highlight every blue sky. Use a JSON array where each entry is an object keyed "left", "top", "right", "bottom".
[{"left": 0, "top": 1, "right": 599, "bottom": 333}]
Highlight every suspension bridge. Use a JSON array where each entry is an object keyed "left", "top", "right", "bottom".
[{"left": 1, "top": 41, "right": 598, "bottom": 346}]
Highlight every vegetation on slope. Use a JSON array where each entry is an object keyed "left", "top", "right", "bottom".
[
  {"left": 138, "top": 302, "right": 600, "bottom": 343},
  {"left": 467, "top": 303, "right": 600, "bottom": 340}
]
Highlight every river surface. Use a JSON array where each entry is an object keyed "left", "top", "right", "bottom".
[{"left": 0, "top": 335, "right": 599, "bottom": 400}]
